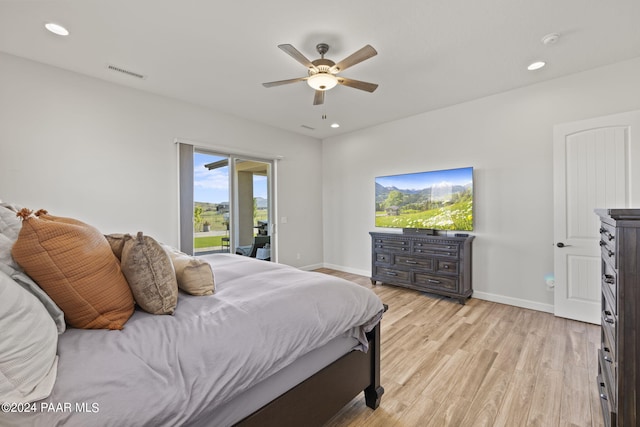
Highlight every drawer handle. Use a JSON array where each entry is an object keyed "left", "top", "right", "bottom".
[
  {"left": 604, "top": 275, "right": 615, "bottom": 284},
  {"left": 607, "top": 249, "right": 614, "bottom": 257},
  {"left": 443, "top": 265, "right": 449, "bottom": 269},
  {"left": 405, "top": 260, "right": 417, "bottom": 265},
  {"left": 385, "top": 272, "right": 398, "bottom": 276},
  {"left": 599, "top": 227, "right": 605, "bottom": 234},
  {"left": 603, "top": 355, "right": 613, "bottom": 363},
  {"left": 599, "top": 240, "right": 606, "bottom": 247},
  {"left": 599, "top": 381, "right": 608, "bottom": 401},
  {"left": 603, "top": 310, "right": 615, "bottom": 324},
  {"left": 427, "top": 279, "right": 441, "bottom": 284},
  {"left": 600, "top": 231, "right": 614, "bottom": 240}
]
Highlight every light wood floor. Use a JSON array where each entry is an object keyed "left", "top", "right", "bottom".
[{"left": 316, "top": 269, "right": 603, "bottom": 427}]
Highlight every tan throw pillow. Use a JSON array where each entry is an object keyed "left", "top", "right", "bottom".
[
  {"left": 104, "top": 233, "right": 126, "bottom": 260},
  {"left": 121, "top": 232, "right": 178, "bottom": 314},
  {"left": 11, "top": 209, "right": 134, "bottom": 330},
  {"left": 162, "top": 244, "right": 215, "bottom": 296}
]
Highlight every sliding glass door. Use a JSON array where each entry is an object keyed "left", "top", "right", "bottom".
[{"left": 180, "top": 143, "right": 274, "bottom": 260}]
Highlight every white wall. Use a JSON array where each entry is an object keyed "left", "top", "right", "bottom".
[
  {"left": 0, "top": 52, "right": 324, "bottom": 268},
  {"left": 322, "top": 57, "right": 640, "bottom": 311}
]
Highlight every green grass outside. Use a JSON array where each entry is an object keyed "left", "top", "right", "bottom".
[
  {"left": 195, "top": 209, "right": 268, "bottom": 232},
  {"left": 375, "top": 199, "right": 473, "bottom": 230},
  {"left": 194, "top": 235, "right": 226, "bottom": 249}
]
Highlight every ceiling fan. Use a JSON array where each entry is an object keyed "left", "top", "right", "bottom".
[{"left": 262, "top": 43, "right": 378, "bottom": 105}]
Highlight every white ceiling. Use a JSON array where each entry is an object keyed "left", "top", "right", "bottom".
[{"left": 1, "top": 0, "right": 639, "bottom": 139}]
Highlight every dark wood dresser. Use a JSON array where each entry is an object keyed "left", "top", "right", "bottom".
[
  {"left": 595, "top": 209, "right": 640, "bottom": 427},
  {"left": 369, "top": 231, "right": 474, "bottom": 304}
]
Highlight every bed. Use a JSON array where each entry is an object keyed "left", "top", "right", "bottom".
[{"left": 1, "top": 253, "right": 385, "bottom": 427}]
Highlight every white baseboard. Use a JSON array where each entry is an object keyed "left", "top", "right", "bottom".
[
  {"left": 297, "top": 263, "right": 325, "bottom": 271},
  {"left": 317, "top": 264, "right": 555, "bottom": 314},
  {"left": 465, "top": 291, "right": 554, "bottom": 314},
  {"left": 321, "top": 263, "right": 370, "bottom": 278}
]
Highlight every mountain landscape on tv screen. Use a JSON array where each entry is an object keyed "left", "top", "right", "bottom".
[{"left": 375, "top": 180, "right": 473, "bottom": 231}]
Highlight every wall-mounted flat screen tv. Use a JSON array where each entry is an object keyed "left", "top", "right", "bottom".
[{"left": 375, "top": 166, "right": 473, "bottom": 231}]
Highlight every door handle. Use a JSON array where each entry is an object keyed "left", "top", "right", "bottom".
[{"left": 556, "top": 242, "right": 572, "bottom": 248}]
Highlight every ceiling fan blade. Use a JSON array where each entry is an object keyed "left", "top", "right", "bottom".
[
  {"left": 331, "top": 45, "right": 377, "bottom": 73},
  {"left": 313, "top": 90, "right": 325, "bottom": 105},
  {"left": 278, "top": 44, "right": 318, "bottom": 71},
  {"left": 262, "top": 77, "right": 308, "bottom": 88},
  {"left": 337, "top": 77, "right": 378, "bottom": 93}
]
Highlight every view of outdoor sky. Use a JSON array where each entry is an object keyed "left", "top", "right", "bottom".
[{"left": 194, "top": 152, "right": 267, "bottom": 203}]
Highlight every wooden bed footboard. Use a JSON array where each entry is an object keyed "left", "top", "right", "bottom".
[{"left": 235, "top": 321, "right": 384, "bottom": 427}]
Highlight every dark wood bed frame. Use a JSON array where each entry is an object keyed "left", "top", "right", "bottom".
[{"left": 236, "top": 321, "right": 384, "bottom": 427}]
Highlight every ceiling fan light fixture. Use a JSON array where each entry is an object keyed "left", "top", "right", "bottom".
[{"left": 307, "top": 73, "right": 338, "bottom": 91}]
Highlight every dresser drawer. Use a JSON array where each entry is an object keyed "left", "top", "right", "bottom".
[
  {"left": 600, "top": 242, "right": 616, "bottom": 267},
  {"left": 601, "top": 328, "right": 617, "bottom": 391},
  {"left": 394, "top": 255, "right": 433, "bottom": 270},
  {"left": 414, "top": 272, "right": 458, "bottom": 291},
  {"left": 599, "top": 223, "right": 617, "bottom": 268},
  {"left": 599, "top": 350, "right": 617, "bottom": 408},
  {"left": 436, "top": 260, "right": 458, "bottom": 274},
  {"left": 601, "top": 259, "right": 617, "bottom": 311},
  {"left": 374, "top": 238, "right": 410, "bottom": 252},
  {"left": 375, "top": 253, "right": 392, "bottom": 265},
  {"left": 413, "top": 241, "right": 459, "bottom": 257},
  {"left": 374, "top": 266, "right": 410, "bottom": 283},
  {"left": 597, "top": 373, "right": 616, "bottom": 427},
  {"left": 601, "top": 296, "right": 616, "bottom": 350}
]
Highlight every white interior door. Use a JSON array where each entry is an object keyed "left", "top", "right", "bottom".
[{"left": 553, "top": 110, "right": 640, "bottom": 323}]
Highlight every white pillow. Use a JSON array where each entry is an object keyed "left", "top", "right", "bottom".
[
  {"left": 0, "top": 270, "right": 58, "bottom": 403},
  {"left": 0, "top": 205, "right": 65, "bottom": 333}
]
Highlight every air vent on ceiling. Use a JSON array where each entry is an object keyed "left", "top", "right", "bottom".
[
  {"left": 107, "top": 64, "right": 146, "bottom": 80},
  {"left": 300, "top": 125, "right": 315, "bottom": 130}
]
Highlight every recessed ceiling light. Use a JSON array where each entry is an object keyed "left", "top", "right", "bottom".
[
  {"left": 527, "top": 61, "right": 546, "bottom": 71},
  {"left": 331, "top": 123, "right": 340, "bottom": 128},
  {"left": 45, "top": 22, "right": 69, "bottom": 36}
]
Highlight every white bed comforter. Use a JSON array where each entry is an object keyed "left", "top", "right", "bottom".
[{"left": 2, "top": 254, "right": 384, "bottom": 427}]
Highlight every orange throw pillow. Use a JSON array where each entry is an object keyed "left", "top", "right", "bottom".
[{"left": 11, "top": 210, "right": 134, "bottom": 330}]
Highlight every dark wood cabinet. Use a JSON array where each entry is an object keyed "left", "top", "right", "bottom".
[
  {"left": 369, "top": 232, "right": 474, "bottom": 304},
  {"left": 595, "top": 209, "right": 640, "bottom": 427}
]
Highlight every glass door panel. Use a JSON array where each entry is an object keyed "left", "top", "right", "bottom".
[
  {"left": 234, "top": 158, "right": 271, "bottom": 261},
  {"left": 193, "top": 152, "right": 230, "bottom": 255}
]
